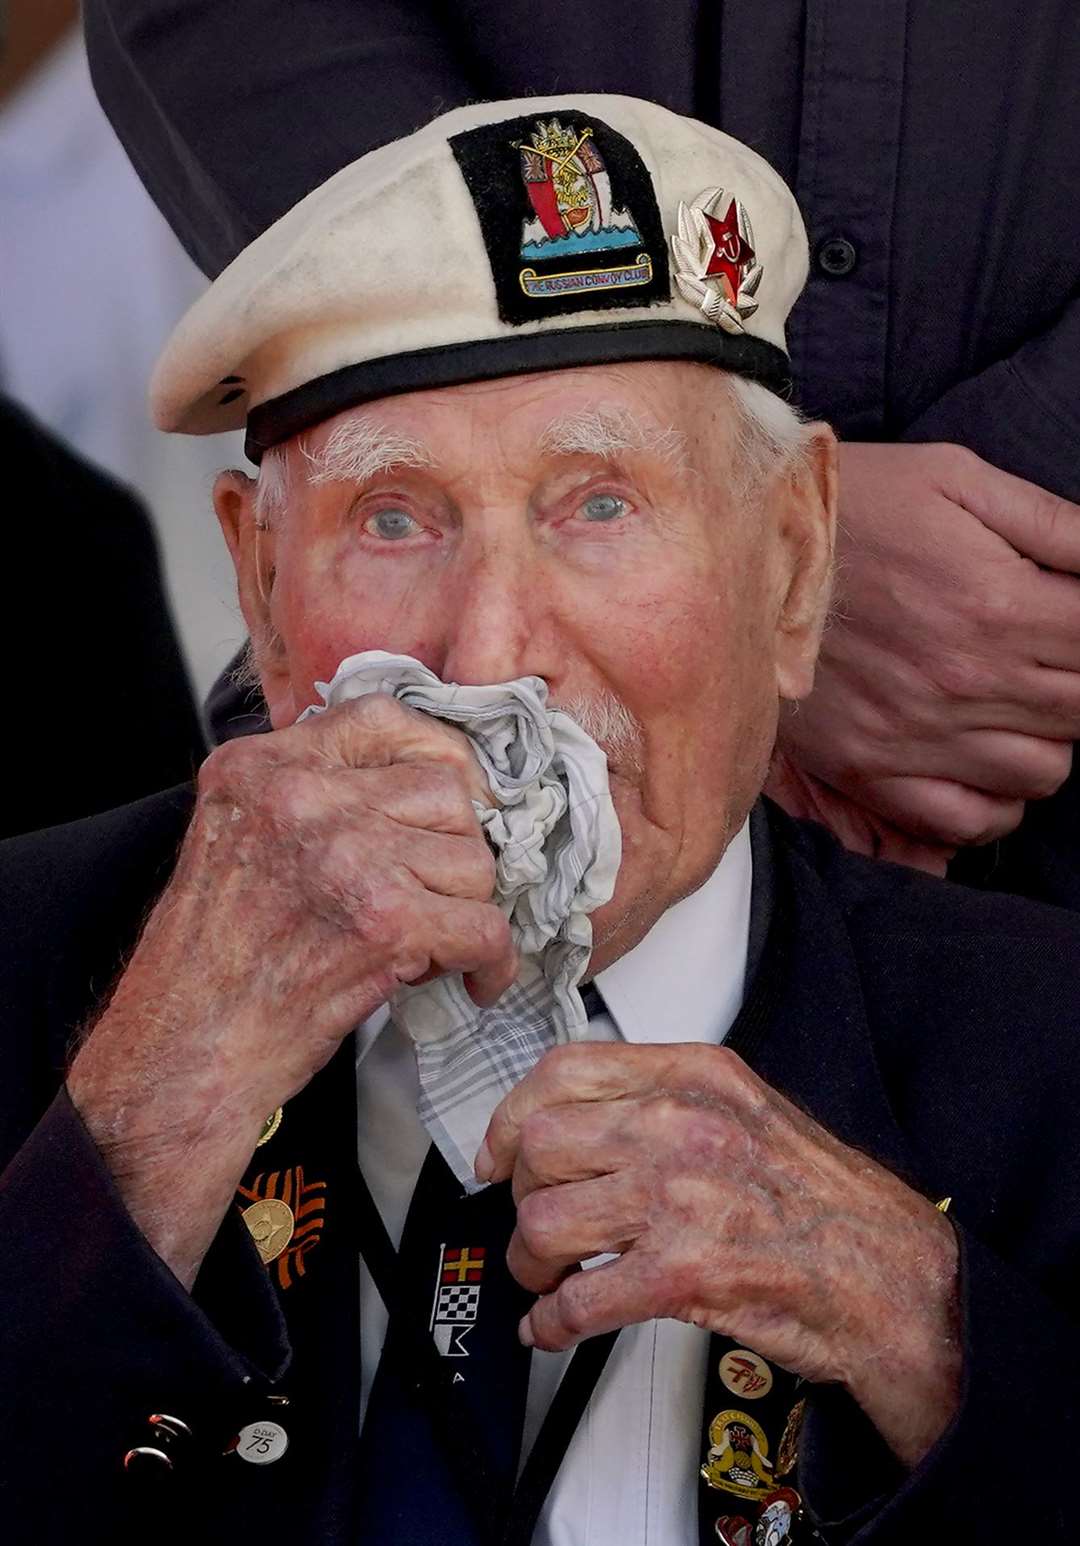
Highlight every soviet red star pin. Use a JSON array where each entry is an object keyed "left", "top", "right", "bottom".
[
  {"left": 704, "top": 199, "right": 756, "bottom": 302},
  {"left": 672, "top": 188, "right": 763, "bottom": 333}
]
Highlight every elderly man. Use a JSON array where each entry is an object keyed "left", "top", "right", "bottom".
[{"left": 1, "top": 96, "right": 1078, "bottom": 1546}]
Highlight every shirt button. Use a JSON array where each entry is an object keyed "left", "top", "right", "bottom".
[{"left": 816, "top": 236, "right": 858, "bottom": 277}]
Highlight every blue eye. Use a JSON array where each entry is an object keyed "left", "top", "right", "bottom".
[
  {"left": 581, "top": 493, "right": 627, "bottom": 523},
  {"left": 365, "top": 507, "right": 420, "bottom": 540}
]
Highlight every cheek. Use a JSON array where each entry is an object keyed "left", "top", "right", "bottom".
[
  {"left": 590, "top": 546, "right": 750, "bottom": 714},
  {"left": 276, "top": 541, "right": 446, "bottom": 709}
]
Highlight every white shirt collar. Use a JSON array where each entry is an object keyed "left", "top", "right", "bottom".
[{"left": 591, "top": 817, "right": 752, "bottom": 1048}]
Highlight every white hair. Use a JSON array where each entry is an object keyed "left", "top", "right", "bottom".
[
  {"left": 253, "top": 371, "right": 812, "bottom": 527},
  {"left": 253, "top": 417, "right": 432, "bottom": 528},
  {"left": 538, "top": 404, "right": 689, "bottom": 469},
  {"left": 553, "top": 689, "right": 645, "bottom": 777},
  {"left": 726, "top": 374, "right": 815, "bottom": 502}
]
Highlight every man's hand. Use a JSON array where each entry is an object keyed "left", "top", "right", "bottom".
[
  {"left": 765, "top": 442, "right": 1080, "bottom": 866},
  {"left": 478, "top": 1042, "right": 960, "bottom": 1468},
  {"left": 68, "top": 695, "right": 517, "bottom": 1289}
]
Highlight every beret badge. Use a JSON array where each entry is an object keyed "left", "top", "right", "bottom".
[{"left": 672, "top": 189, "right": 763, "bottom": 334}]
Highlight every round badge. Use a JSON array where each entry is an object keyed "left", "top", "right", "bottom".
[
  {"left": 753, "top": 1487, "right": 801, "bottom": 1546},
  {"left": 236, "top": 1421, "right": 289, "bottom": 1465},
  {"left": 242, "top": 1197, "right": 295, "bottom": 1264},
  {"left": 719, "top": 1349, "right": 773, "bottom": 1401}
]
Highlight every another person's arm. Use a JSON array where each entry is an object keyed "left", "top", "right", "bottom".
[{"left": 766, "top": 443, "right": 1080, "bottom": 871}]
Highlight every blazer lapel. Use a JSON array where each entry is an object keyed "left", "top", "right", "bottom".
[{"left": 748, "top": 805, "right": 926, "bottom": 1190}]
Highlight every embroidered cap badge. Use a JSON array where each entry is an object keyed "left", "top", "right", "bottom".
[
  {"left": 672, "top": 189, "right": 763, "bottom": 333},
  {"left": 450, "top": 109, "right": 669, "bottom": 327},
  {"left": 514, "top": 118, "right": 653, "bottom": 300}
]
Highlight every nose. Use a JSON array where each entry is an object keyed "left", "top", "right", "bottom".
[{"left": 439, "top": 533, "right": 554, "bottom": 687}]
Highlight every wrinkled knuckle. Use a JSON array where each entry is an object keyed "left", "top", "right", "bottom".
[
  {"left": 268, "top": 764, "right": 323, "bottom": 826},
  {"left": 929, "top": 650, "right": 986, "bottom": 702},
  {"left": 516, "top": 1191, "right": 559, "bottom": 1257},
  {"left": 320, "top": 828, "right": 370, "bottom": 897},
  {"left": 465, "top": 838, "right": 498, "bottom": 896},
  {"left": 1027, "top": 746, "right": 1072, "bottom": 800},
  {"left": 197, "top": 737, "right": 252, "bottom": 800},
  {"left": 713, "top": 1046, "right": 769, "bottom": 1116},
  {"left": 536, "top": 1042, "right": 586, "bottom": 1098},
  {"left": 474, "top": 904, "right": 512, "bottom": 958},
  {"left": 351, "top": 692, "right": 410, "bottom": 737},
  {"left": 650, "top": 1091, "right": 688, "bottom": 1131},
  {"left": 363, "top": 894, "right": 413, "bottom": 958},
  {"left": 971, "top": 583, "right": 1021, "bottom": 643},
  {"left": 682, "top": 1107, "right": 739, "bottom": 1170},
  {"left": 518, "top": 1110, "right": 551, "bottom": 1170},
  {"left": 556, "top": 1276, "right": 595, "bottom": 1339},
  {"left": 939, "top": 442, "right": 980, "bottom": 480},
  {"left": 427, "top": 764, "right": 475, "bottom": 816},
  {"left": 950, "top": 799, "right": 1023, "bottom": 847},
  {"left": 441, "top": 736, "right": 475, "bottom": 774}
]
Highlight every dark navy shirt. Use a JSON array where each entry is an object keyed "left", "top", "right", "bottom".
[{"left": 85, "top": 0, "right": 1080, "bottom": 496}]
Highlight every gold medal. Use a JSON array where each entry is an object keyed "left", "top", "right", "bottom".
[
  {"left": 256, "top": 1108, "right": 283, "bottom": 1148},
  {"left": 242, "top": 1197, "right": 295, "bottom": 1264}
]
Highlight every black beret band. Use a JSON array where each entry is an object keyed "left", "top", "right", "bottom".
[{"left": 243, "top": 320, "right": 793, "bottom": 462}]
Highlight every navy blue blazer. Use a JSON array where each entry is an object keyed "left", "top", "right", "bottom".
[{"left": 2, "top": 788, "right": 1079, "bottom": 1543}]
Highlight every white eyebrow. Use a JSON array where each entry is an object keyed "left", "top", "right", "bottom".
[
  {"left": 301, "top": 415, "right": 436, "bottom": 487},
  {"left": 538, "top": 404, "right": 688, "bottom": 469}
]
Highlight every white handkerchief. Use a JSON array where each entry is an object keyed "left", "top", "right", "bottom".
[{"left": 299, "top": 651, "right": 622, "bottom": 1185}]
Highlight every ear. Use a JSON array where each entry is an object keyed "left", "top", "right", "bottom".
[
  {"left": 771, "top": 424, "right": 838, "bottom": 702},
  {"left": 213, "top": 469, "right": 292, "bottom": 719}
]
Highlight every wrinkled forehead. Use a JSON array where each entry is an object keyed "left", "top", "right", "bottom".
[{"left": 290, "top": 360, "right": 727, "bottom": 477}]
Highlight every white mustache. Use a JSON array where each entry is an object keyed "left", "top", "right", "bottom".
[{"left": 551, "top": 691, "right": 645, "bottom": 777}]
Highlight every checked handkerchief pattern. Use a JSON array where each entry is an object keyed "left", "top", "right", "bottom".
[{"left": 299, "top": 651, "right": 622, "bottom": 1186}]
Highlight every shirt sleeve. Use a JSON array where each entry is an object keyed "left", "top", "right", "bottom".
[
  {"left": 900, "top": 289, "right": 1080, "bottom": 503},
  {"left": 0, "top": 1086, "right": 290, "bottom": 1531},
  {"left": 81, "top": 0, "right": 467, "bottom": 277}
]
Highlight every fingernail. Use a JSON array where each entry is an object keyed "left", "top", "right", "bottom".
[
  {"left": 474, "top": 1140, "right": 494, "bottom": 1182},
  {"left": 518, "top": 1315, "right": 534, "bottom": 1348}
]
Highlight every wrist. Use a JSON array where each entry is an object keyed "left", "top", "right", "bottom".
[
  {"left": 67, "top": 1050, "right": 270, "bottom": 1292},
  {"left": 840, "top": 1208, "right": 962, "bottom": 1466}
]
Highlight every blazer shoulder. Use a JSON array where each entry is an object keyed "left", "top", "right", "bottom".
[
  {"left": 0, "top": 784, "right": 196, "bottom": 963},
  {"left": 770, "top": 801, "right": 1080, "bottom": 952}
]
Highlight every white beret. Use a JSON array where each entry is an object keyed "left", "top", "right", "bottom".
[{"left": 151, "top": 93, "right": 809, "bottom": 462}]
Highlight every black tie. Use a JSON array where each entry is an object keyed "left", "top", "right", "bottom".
[
  {"left": 355, "top": 1145, "right": 534, "bottom": 1545},
  {"left": 579, "top": 978, "right": 606, "bottom": 1021},
  {"left": 354, "top": 975, "right": 623, "bottom": 1543}
]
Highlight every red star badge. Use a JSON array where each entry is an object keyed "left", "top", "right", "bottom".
[{"left": 704, "top": 199, "right": 754, "bottom": 302}]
